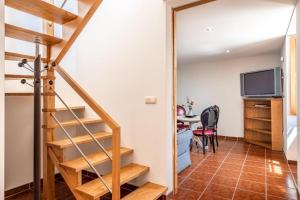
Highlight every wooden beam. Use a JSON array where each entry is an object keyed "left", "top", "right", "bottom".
[
  {"left": 5, "top": 74, "right": 48, "bottom": 80},
  {"left": 5, "top": 92, "right": 54, "bottom": 96},
  {"left": 5, "top": 51, "right": 48, "bottom": 63},
  {"left": 51, "top": 0, "right": 103, "bottom": 64},
  {"left": 42, "top": 7, "right": 56, "bottom": 199},
  {"left": 5, "top": 24, "right": 62, "bottom": 45},
  {"left": 5, "top": 0, "right": 77, "bottom": 25},
  {"left": 172, "top": 9, "right": 178, "bottom": 194},
  {"left": 56, "top": 65, "right": 120, "bottom": 130},
  {"left": 112, "top": 128, "right": 120, "bottom": 200},
  {"left": 42, "top": 105, "right": 85, "bottom": 112},
  {"left": 48, "top": 148, "right": 85, "bottom": 200},
  {"left": 173, "top": 0, "right": 216, "bottom": 11}
]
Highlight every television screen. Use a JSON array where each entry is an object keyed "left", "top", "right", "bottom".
[{"left": 244, "top": 70, "right": 275, "bottom": 96}]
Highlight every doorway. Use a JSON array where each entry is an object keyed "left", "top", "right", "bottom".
[{"left": 170, "top": 0, "right": 298, "bottom": 198}]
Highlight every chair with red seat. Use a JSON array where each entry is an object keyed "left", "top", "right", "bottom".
[
  {"left": 193, "top": 107, "right": 216, "bottom": 154},
  {"left": 212, "top": 105, "right": 220, "bottom": 147}
]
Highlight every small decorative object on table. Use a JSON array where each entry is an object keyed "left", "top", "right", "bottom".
[{"left": 185, "top": 97, "right": 195, "bottom": 117}]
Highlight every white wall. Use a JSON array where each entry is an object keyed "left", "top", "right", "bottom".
[
  {"left": 0, "top": 0, "right": 5, "bottom": 198},
  {"left": 71, "top": 0, "right": 173, "bottom": 191},
  {"left": 296, "top": 0, "right": 300, "bottom": 191},
  {"left": 177, "top": 53, "right": 281, "bottom": 138},
  {"left": 281, "top": 35, "right": 297, "bottom": 161}
]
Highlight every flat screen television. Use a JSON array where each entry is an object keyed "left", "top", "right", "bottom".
[{"left": 240, "top": 67, "right": 283, "bottom": 97}]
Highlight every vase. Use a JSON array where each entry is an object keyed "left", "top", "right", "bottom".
[{"left": 187, "top": 107, "right": 194, "bottom": 116}]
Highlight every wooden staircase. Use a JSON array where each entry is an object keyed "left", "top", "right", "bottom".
[{"left": 4, "top": 0, "right": 167, "bottom": 200}]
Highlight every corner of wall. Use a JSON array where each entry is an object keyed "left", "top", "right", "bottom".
[
  {"left": 0, "top": 0, "right": 5, "bottom": 198},
  {"left": 296, "top": 0, "right": 300, "bottom": 191}
]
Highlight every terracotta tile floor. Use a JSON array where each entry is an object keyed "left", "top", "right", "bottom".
[
  {"left": 168, "top": 139, "right": 299, "bottom": 200},
  {"left": 4, "top": 177, "right": 152, "bottom": 200}
]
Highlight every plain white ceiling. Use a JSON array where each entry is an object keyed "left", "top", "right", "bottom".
[{"left": 177, "top": 0, "right": 297, "bottom": 66}]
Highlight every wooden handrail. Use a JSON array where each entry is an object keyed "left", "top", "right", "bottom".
[
  {"left": 49, "top": 0, "right": 120, "bottom": 198},
  {"left": 51, "top": 0, "right": 103, "bottom": 64},
  {"left": 56, "top": 65, "right": 120, "bottom": 200},
  {"left": 56, "top": 65, "right": 119, "bottom": 129}
]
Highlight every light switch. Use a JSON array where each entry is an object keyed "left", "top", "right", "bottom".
[{"left": 145, "top": 96, "right": 157, "bottom": 104}]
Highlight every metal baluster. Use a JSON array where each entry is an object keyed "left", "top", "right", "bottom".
[
  {"left": 49, "top": 88, "right": 112, "bottom": 161},
  {"left": 60, "top": 0, "right": 68, "bottom": 8},
  {"left": 51, "top": 113, "right": 112, "bottom": 193}
]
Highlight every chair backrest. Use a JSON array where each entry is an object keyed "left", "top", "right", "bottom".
[
  {"left": 177, "top": 105, "right": 186, "bottom": 116},
  {"left": 201, "top": 106, "right": 216, "bottom": 129},
  {"left": 212, "top": 105, "right": 220, "bottom": 126}
]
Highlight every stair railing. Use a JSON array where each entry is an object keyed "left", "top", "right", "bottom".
[
  {"left": 50, "top": 87, "right": 112, "bottom": 160},
  {"left": 60, "top": 0, "right": 68, "bottom": 8},
  {"left": 53, "top": 65, "right": 121, "bottom": 200},
  {"left": 50, "top": 113, "right": 112, "bottom": 193}
]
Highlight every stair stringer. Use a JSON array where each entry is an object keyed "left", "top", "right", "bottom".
[{"left": 48, "top": 148, "right": 86, "bottom": 200}]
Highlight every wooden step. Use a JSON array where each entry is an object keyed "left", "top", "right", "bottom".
[
  {"left": 5, "top": 74, "right": 48, "bottom": 80},
  {"left": 5, "top": 23, "right": 63, "bottom": 45},
  {"left": 122, "top": 182, "right": 167, "bottom": 200},
  {"left": 61, "top": 147, "right": 134, "bottom": 172},
  {"left": 5, "top": 92, "right": 54, "bottom": 96},
  {"left": 75, "top": 163, "right": 150, "bottom": 199},
  {"left": 42, "top": 106, "right": 85, "bottom": 112},
  {"left": 5, "top": 0, "right": 77, "bottom": 25},
  {"left": 42, "top": 118, "right": 103, "bottom": 129},
  {"left": 5, "top": 51, "right": 48, "bottom": 63},
  {"left": 48, "top": 131, "right": 112, "bottom": 149}
]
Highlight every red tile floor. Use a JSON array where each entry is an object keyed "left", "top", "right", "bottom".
[{"left": 168, "top": 139, "right": 298, "bottom": 200}]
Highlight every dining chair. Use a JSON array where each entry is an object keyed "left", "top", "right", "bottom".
[
  {"left": 193, "top": 107, "right": 216, "bottom": 154},
  {"left": 212, "top": 105, "right": 220, "bottom": 147},
  {"left": 177, "top": 105, "right": 189, "bottom": 131}
]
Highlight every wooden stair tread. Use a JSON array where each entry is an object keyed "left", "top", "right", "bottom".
[
  {"left": 5, "top": 92, "right": 54, "bottom": 96},
  {"left": 61, "top": 147, "right": 133, "bottom": 172},
  {"left": 43, "top": 118, "right": 103, "bottom": 128},
  {"left": 42, "top": 106, "right": 85, "bottom": 112},
  {"left": 5, "top": 23, "right": 63, "bottom": 45},
  {"left": 75, "top": 163, "right": 150, "bottom": 199},
  {"left": 48, "top": 131, "right": 112, "bottom": 149},
  {"left": 5, "top": 51, "right": 47, "bottom": 63},
  {"left": 5, "top": 0, "right": 77, "bottom": 25},
  {"left": 5, "top": 74, "right": 47, "bottom": 80},
  {"left": 122, "top": 182, "right": 167, "bottom": 200}
]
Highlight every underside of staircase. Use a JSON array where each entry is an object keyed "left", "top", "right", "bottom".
[{"left": 4, "top": 0, "right": 167, "bottom": 199}]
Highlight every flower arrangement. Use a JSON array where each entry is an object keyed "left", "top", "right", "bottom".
[{"left": 185, "top": 97, "right": 194, "bottom": 116}]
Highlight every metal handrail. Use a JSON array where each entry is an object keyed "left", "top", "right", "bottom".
[
  {"left": 51, "top": 113, "right": 112, "bottom": 193},
  {"left": 60, "top": 0, "right": 68, "bottom": 8},
  {"left": 51, "top": 88, "right": 113, "bottom": 161}
]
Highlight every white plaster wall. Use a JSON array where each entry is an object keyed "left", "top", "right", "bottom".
[
  {"left": 0, "top": 0, "right": 5, "bottom": 199},
  {"left": 281, "top": 36, "right": 298, "bottom": 161},
  {"left": 72, "top": 0, "right": 172, "bottom": 191},
  {"left": 296, "top": 0, "right": 300, "bottom": 191},
  {"left": 177, "top": 53, "right": 281, "bottom": 138}
]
